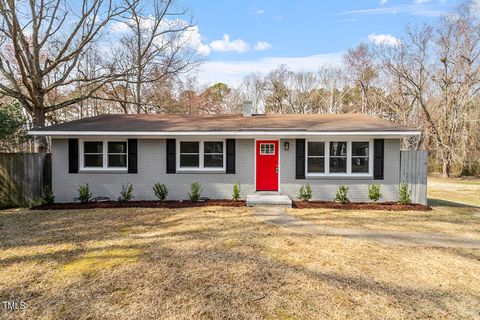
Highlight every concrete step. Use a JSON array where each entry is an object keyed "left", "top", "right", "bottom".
[{"left": 246, "top": 194, "right": 292, "bottom": 207}]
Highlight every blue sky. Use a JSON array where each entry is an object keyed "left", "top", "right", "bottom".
[{"left": 185, "top": 0, "right": 463, "bottom": 86}]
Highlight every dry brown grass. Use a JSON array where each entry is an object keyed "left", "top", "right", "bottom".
[
  {"left": 1, "top": 204, "right": 480, "bottom": 319},
  {"left": 428, "top": 177, "right": 480, "bottom": 207},
  {"left": 289, "top": 177, "right": 480, "bottom": 237},
  {"left": 288, "top": 206, "right": 480, "bottom": 238}
]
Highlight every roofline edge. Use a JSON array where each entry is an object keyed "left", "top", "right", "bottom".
[{"left": 28, "top": 130, "right": 422, "bottom": 137}]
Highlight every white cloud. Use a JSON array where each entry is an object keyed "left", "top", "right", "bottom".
[
  {"left": 253, "top": 9, "right": 265, "bottom": 15},
  {"left": 368, "top": 33, "right": 401, "bottom": 46},
  {"left": 209, "top": 34, "right": 250, "bottom": 53},
  {"left": 196, "top": 52, "right": 344, "bottom": 86},
  {"left": 184, "top": 26, "right": 211, "bottom": 56},
  {"left": 109, "top": 17, "right": 212, "bottom": 56},
  {"left": 414, "top": 0, "right": 432, "bottom": 4},
  {"left": 338, "top": 4, "right": 446, "bottom": 17},
  {"left": 254, "top": 41, "right": 272, "bottom": 51},
  {"left": 380, "top": 0, "right": 388, "bottom": 5}
]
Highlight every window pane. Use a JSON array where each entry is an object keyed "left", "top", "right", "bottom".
[
  {"left": 180, "top": 141, "right": 199, "bottom": 153},
  {"left": 84, "top": 141, "right": 103, "bottom": 153},
  {"left": 180, "top": 154, "right": 199, "bottom": 167},
  {"left": 308, "top": 157, "right": 325, "bottom": 173},
  {"left": 204, "top": 142, "right": 223, "bottom": 154},
  {"left": 330, "top": 157, "right": 347, "bottom": 173},
  {"left": 330, "top": 142, "right": 347, "bottom": 156},
  {"left": 108, "top": 155, "right": 127, "bottom": 167},
  {"left": 84, "top": 154, "right": 103, "bottom": 167},
  {"left": 352, "top": 142, "right": 369, "bottom": 157},
  {"left": 260, "top": 143, "right": 275, "bottom": 155},
  {"left": 204, "top": 154, "right": 223, "bottom": 167},
  {"left": 108, "top": 142, "right": 127, "bottom": 153},
  {"left": 180, "top": 142, "right": 199, "bottom": 154},
  {"left": 352, "top": 157, "right": 369, "bottom": 173},
  {"left": 308, "top": 142, "right": 325, "bottom": 156}
]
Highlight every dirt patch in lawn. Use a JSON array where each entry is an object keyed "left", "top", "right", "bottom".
[
  {"left": 293, "top": 200, "right": 432, "bottom": 211},
  {"left": 30, "top": 199, "right": 246, "bottom": 210}
]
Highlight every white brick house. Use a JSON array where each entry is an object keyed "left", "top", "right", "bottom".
[{"left": 30, "top": 110, "right": 420, "bottom": 203}]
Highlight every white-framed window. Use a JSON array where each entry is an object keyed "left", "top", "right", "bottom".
[
  {"left": 351, "top": 141, "right": 370, "bottom": 173},
  {"left": 307, "top": 141, "right": 325, "bottom": 173},
  {"left": 177, "top": 140, "right": 225, "bottom": 171},
  {"left": 80, "top": 140, "right": 128, "bottom": 170},
  {"left": 179, "top": 141, "right": 200, "bottom": 168},
  {"left": 306, "top": 140, "right": 373, "bottom": 177},
  {"left": 204, "top": 141, "right": 224, "bottom": 167},
  {"left": 107, "top": 141, "right": 128, "bottom": 168},
  {"left": 329, "top": 141, "right": 347, "bottom": 173},
  {"left": 260, "top": 143, "right": 275, "bottom": 155},
  {"left": 83, "top": 141, "right": 103, "bottom": 168}
]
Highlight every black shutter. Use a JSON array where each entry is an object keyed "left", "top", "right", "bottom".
[
  {"left": 166, "top": 139, "right": 176, "bottom": 173},
  {"left": 226, "top": 139, "right": 235, "bottom": 174},
  {"left": 295, "top": 139, "right": 305, "bottom": 179},
  {"left": 128, "top": 139, "right": 138, "bottom": 173},
  {"left": 68, "top": 138, "right": 78, "bottom": 173},
  {"left": 374, "top": 139, "right": 384, "bottom": 180}
]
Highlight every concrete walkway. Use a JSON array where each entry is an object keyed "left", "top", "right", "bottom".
[{"left": 253, "top": 206, "right": 480, "bottom": 248}]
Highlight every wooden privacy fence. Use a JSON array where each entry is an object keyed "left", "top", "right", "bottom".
[
  {"left": 0, "top": 153, "right": 52, "bottom": 208},
  {"left": 400, "top": 150, "right": 428, "bottom": 205}
]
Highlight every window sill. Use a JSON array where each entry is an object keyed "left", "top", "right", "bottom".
[
  {"left": 305, "top": 174, "right": 373, "bottom": 180},
  {"left": 79, "top": 168, "right": 128, "bottom": 174},
  {"left": 176, "top": 168, "right": 226, "bottom": 174}
]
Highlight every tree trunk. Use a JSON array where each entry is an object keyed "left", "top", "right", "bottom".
[
  {"left": 442, "top": 156, "right": 451, "bottom": 178},
  {"left": 32, "top": 105, "right": 48, "bottom": 153}
]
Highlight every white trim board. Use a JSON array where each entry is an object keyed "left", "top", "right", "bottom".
[{"left": 31, "top": 130, "right": 421, "bottom": 138}]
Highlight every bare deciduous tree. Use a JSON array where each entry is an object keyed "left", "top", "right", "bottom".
[
  {"left": 0, "top": 0, "right": 133, "bottom": 151},
  {"left": 343, "top": 43, "right": 377, "bottom": 113},
  {"left": 111, "top": 0, "right": 197, "bottom": 113}
]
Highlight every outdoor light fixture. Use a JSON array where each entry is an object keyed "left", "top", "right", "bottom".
[{"left": 284, "top": 141, "right": 290, "bottom": 151}]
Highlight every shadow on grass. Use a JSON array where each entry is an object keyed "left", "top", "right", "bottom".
[{"left": 427, "top": 198, "right": 480, "bottom": 208}]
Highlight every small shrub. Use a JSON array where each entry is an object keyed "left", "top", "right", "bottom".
[
  {"left": 298, "top": 184, "right": 312, "bottom": 201},
  {"left": 399, "top": 182, "right": 412, "bottom": 205},
  {"left": 41, "top": 186, "right": 55, "bottom": 205},
  {"left": 335, "top": 185, "right": 350, "bottom": 204},
  {"left": 153, "top": 183, "right": 168, "bottom": 202},
  {"left": 232, "top": 182, "right": 241, "bottom": 201},
  {"left": 78, "top": 184, "right": 92, "bottom": 204},
  {"left": 368, "top": 184, "right": 382, "bottom": 202},
  {"left": 118, "top": 183, "right": 134, "bottom": 202},
  {"left": 189, "top": 182, "right": 202, "bottom": 202}
]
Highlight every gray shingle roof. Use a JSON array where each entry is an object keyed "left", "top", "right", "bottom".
[{"left": 32, "top": 113, "right": 418, "bottom": 133}]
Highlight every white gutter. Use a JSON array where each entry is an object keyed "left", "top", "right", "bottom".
[{"left": 29, "top": 130, "right": 421, "bottom": 137}]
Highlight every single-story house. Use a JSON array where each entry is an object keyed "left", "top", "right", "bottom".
[{"left": 29, "top": 106, "right": 421, "bottom": 203}]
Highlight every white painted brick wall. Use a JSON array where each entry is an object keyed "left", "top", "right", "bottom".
[
  {"left": 279, "top": 139, "right": 401, "bottom": 202},
  {"left": 52, "top": 139, "right": 255, "bottom": 202},
  {"left": 52, "top": 138, "right": 401, "bottom": 202}
]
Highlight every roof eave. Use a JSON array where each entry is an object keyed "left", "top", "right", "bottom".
[{"left": 28, "top": 130, "right": 422, "bottom": 139}]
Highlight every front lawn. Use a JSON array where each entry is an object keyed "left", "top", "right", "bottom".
[
  {"left": 1, "top": 204, "right": 479, "bottom": 319},
  {"left": 428, "top": 177, "right": 480, "bottom": 207},
  {"left": 288, "top": 205, "right": 480, "bottom": 237}
]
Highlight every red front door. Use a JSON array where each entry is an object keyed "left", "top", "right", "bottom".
[{"left": 256, "top": 140, "right": 279, "bottom": 191}]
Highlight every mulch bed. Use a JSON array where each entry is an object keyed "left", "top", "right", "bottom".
[
  {"left": 30, "top": 200, "right": 246, "bottom": 210},
  {"left": 292, "top": 201, "right": 432, "bottom": 211}
]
